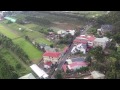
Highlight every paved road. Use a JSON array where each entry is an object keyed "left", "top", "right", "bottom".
[{"left": 50, "top": 25, "right": 92, "bottom": 79}]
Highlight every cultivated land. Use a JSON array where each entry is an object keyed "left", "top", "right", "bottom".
[
  {"left": 1, "top": 21, "right": 53, "bottom": 45},
  {"left": 0, "top": 24, "right": 42, "bottom": 63},
  {"left": 0, "top": 47, "right": 30, "bottom": 77}
]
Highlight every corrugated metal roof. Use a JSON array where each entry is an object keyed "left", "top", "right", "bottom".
[
  {"left": 19, "top": 73, "right": 36, "bottom": 79},
  {"left": 30, "top": 64, "right": 49, "bottom": 79}
]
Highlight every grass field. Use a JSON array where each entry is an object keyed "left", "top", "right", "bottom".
[
  {"left": 1, "top": 48, "right": 30, "bottom": 77},
  {"left": 13, "top": 38, "right": 43, "bottom": 60},
  {"left": 0, "top": 24, "right": 43, "bottom": 63}
]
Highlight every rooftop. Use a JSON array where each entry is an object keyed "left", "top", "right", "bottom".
[
  {"left": 101, "top": 25, "right": 113, "bottom": 30},
  {"left": 68, "top": 61, "right": 87, "bottom": 69},
  {"left": 30, "top": 64, "right": 49, "bottom": 79},
  {"left": 44, "top": 61, "right": 52, "bottom": 66},
  {"left": 43, "top": 51, "right": 61, "bottom": 58},
  {"left": 94, "top": 37, "right": 109, "bottom": 42},
  {"left": 19, "top": 73, "right": 36, "bottom": 79}
]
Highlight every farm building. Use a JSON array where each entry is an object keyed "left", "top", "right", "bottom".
[
  {"left": 30, "top": 64, "right": 49, "bottom": 79},
  {"left": 19, "top": 73, "right": 36, "bottom": 79}
]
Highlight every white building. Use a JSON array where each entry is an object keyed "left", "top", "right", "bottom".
[
  {"left": 93, "top": 37, "right": 109, "bottom": 49},
  {"left": 67, "top": 30, "right": 75, "bottom": 36},
  {"left": 30, "top": 64, "right": 49, "bottom": 79},
  {"left": 71, "top": 43, "right": 87, "bottom": 54},
  {"left": 19, "top": 73, "right": 36, "bottom": 79}
]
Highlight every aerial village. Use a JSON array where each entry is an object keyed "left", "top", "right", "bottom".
[
  {"left": 19, "top": 24, "right": 113, "bottom": 79},
  {"left": 0, "top": 11, "right": 118, "bottom": 79}
]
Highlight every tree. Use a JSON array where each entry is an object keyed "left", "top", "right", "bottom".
[
  {"left": 50, "top": 44, "right": 54, "bottom": 48},
  {"left": 88, "top": 27, "right": 97, "bottom": 35},
  {"left": 85, "top": 55, "right": 92, "bottom": 65},
  {"left": 16, "top": 63, "right": 22, "bottom": 69},
  {"left": 16, "top": 18, "right": 24, "bottom": 25},
  {"left": 89, "top": 46, "right": 104, "bottom": 63},
  {"left": 55, "top": 73, "right": 63, "bottom": 79},
  {"left": 7, "top": 20, "right": 12, "bottom": 24},
  {"left": 113, "top": 33, "right": 120, "bottom": 44}
]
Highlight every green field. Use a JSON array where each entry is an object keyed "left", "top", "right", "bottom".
[
  {"left": 0, "top": 24, "right": 43, "bottom": 63},
  {"left": 1, "top": 48, "right": 30, "bottom": 77},
  {"left": 1, "top": 21, "right": 53, "bottom": 45},
  {"left": 13, "top": 38, "right": 43, "bottom": 60}
]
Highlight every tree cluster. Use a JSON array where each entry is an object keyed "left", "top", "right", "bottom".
[
  {"left": 0, "top": 55, "right": 18, "bottom": 79},
  {"left": 0, "top": 34, "right": 30, "bottom": 64},
  {"left": 25, "top": 16, "right": 52, "bottom": 26}
]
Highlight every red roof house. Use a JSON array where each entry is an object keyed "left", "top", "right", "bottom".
[
  {"left": 44, "top": 61, "right": 52, "bottom": 69},
  {"left": 44, "top": 61, "right": 52, "bottom": 66},
  {"left": 86, "top": 35, "right": 96, "bottom": 42},
  {"left": 73, "top": 35, "right": 96, "bottom": 47},
  {"left": 68, "top": 61, "right": 88, "bottom": 70},
  {"left": 73, "top": 39, "right": 88, "bottom": 44},
  {"left": 43, "top": 51, "right": 61, "bottom": 64},
  {"left": 43, "top": 51, "right": 61, "bottom": 58}
]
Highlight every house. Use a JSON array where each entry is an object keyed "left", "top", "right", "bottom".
[
  {"left": 97, "top": 25, "right": 113, "bottom": 35},
  {"left": 44, "top": 61, "right": 52, "bottom": 69},
  {"left": 71, "top": 46, "right": 78, "bottom": 54},
  {"left": 62, "top": 57, "right": 87, "bottom": 72},
  {"left": 66, "top": 30, "right": 75, "bottom": 36},
  {"left": 57, "top": 30, "right": 66, "bottom": 35},
  {"left": 67, "top": 61, "right": 88, "bottom": 70},
  {"left": 71, "top": 43, "right": 87, "bottom": 54},
  {"left": 86, "top": 35, "right": 96, "bottom": 47},
  {"left": 93, "top": 37, "right": 110, "bottom": 49},
  {"left": 66, "top": 59, "right": 73, "bottom": 64},
  {"left": 91, "top": 71, "right": 105, "bottom": 79},
  {"left": 19, "top": 73, "right": 36, "bottom": 79},
  {"left": 73, "top": 35, "right": 96, "bottom": 47},
  {"left": 43, "top": 51, "right": 61, "bottom": 64},
  {"left": 30, "top": 64, "right": 49, "bottom": 79},
  {"left": 76, "top": 43, "right": 87, "bottom": 54}
]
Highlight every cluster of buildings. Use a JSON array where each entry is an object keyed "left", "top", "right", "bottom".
[
  {"left": 19, "top": 24, "right": 113, "bottom": 79},
  {"left": 71, "top": 33, "right": 112, "bottom": 54}
]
